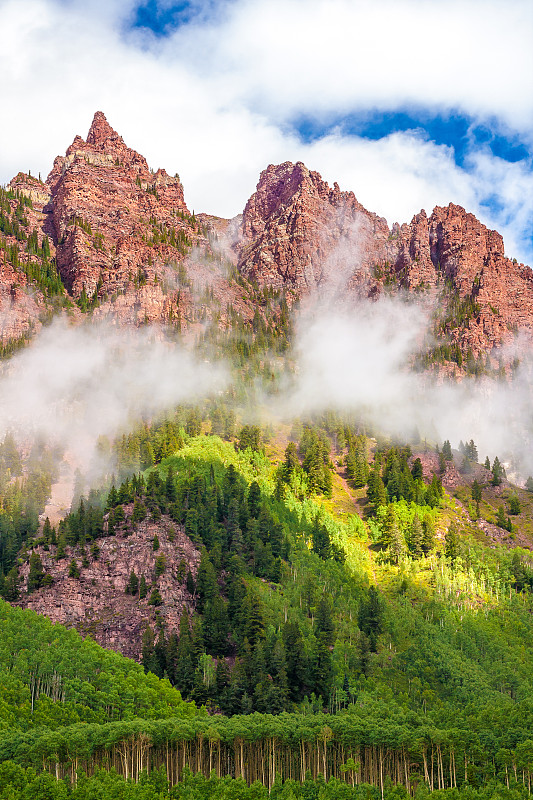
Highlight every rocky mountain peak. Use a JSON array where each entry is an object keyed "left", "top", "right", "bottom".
[
  {"left": 86, "top": 110, "right": 122, "bottom": 148},
  {"left": 238, "top": 160, "right": 392, "bottom": 291}
]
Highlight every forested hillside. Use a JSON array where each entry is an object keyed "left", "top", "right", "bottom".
[{"left": 2, "top": 409, "right": 533, "bottom": 797}]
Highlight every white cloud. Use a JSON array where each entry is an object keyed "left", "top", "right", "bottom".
[
  {"left": 286, "top": 299, "right": 533, "bottom": 478},
  {"left": 0, "top": 0, "right": 531, "bottom": 263},
  {"left": 214, "top": 0, "right": 533, "bottom": 132}
]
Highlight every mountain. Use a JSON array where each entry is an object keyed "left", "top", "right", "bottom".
[
  {"left": 1, "top": 112, "right": 532, "bottom": 371},
  {"left": 238, "top": 161, "right": 533, "bottom": 363}
]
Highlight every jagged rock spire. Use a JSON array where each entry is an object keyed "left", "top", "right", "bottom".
[{"left": 86, "top": 111, "right": 122, "bottom": 147}]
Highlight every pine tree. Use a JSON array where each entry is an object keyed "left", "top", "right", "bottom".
[
  {"left": 283, "top": 621, "right": 308, "bottom": 701},
  {"left": 196, "top": 549, "right": 217, "bottom": 612},
  {"left": 141, "top": 627, "right": 160, "bottom": 675},
  {"left": 68, "top": 559, "right": 80, "bottom": 579},
  {"left": 248, "top": 481, "right": 262, "bottom": 517},
  {"left": 442, "top": 440, "right": 453, "bottom": 461},
  {"left": 496, "top": 505, "right": 508, "bottom": 529},
  {"left": 357, "top": 586, "right": 383, "bottom": 652},
  {"left": 381, "top": 505, "right": 406, "bottom": 562},
  {"left": 174, "top": 611, "right": 195, "bottom": 694},
  {"left": 126, "top": 569, "right": 139, "bottom": 595},
  {"left": 132, "top": 498, "right": 147, "bottom": 524},
  {"left": 42, "top": 517, "right": 52, "bottom": 543},
  {"left": 445, "top": 523, "right": 459, "bottom": 561},
  {"left": 139, "top": 574, "right": 147, "bottom": 599},
  {"left": 315, "top": 598, "right": 335, "bottom": 648},
  {"left": 148, "top": 588, "right": 163, "bottom": 606},
  {"left": 311, "top": 635, "right": 333, "bottom": 705},
  {"left": 243, "top": 587, "right": 265, "bottom": 647},
  {"left": 186, "top": 569, "right": 195, "bottom": 595},
  {"left": 508, "top": 494, "right": 521, "bottom": 515},
  {"left": 154, "top": 554, "right": 166, "bottom": 577},
  {"left": 203, "top": 596, "right": 230, "bottom": 656},
  {"left": 472, "top": 480, "right": 482, "bottom": 517},
  {"left": 27, "top": 551, "right": 45, "bottom": 593},
  {"left": 492, "top": 456, "right": 504, "bottom": 486},
  {"left": 411, "top": 458, "right": 423, "bottom": 480},
  {"left": 421, "top": 518, "right": 435, "bottom": 554}
]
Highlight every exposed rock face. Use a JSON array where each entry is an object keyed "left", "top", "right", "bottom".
[
  {"left": 238, "top": 162, "right": 533, "bottom": 358},
  {"left": 0, "top": 264, "right": 42, "bottom": 346},
  {"left": 2, "top": 112, "right": 247, "bottom": 336},
  {"left": 18, "top": 509, "right": 200, "bottom": 661},
  {"left": 46, "top": 112, "right": 194, "bottom": 312},
  {"left": 238, "top": 161, "right": 391, "bottom": 293},
  {"left": 2, "top": 113, "right": 532, "bottom": 365}
]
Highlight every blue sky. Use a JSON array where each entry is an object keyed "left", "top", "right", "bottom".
[
  {"left": 131, "top": 0, "right": 208, "bottom": 33},
  {"left": 1, "top": 0, "right": 532, "bottom": 263}
]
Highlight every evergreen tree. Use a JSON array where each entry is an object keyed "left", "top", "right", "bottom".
[
  {"left": 196, "top": 549, "right": 217, "bottom": 612},
  {"left": 139, "top": 574, "right": 147, "bottom": 599},
  {"left": 148, "top": 588, "right": 163, "bottom": 606},
  {"left": 283, "top": 620, "right": 308, "bottom": 701},
  {"left": 409, "top": 513, "right": 424, "bottom": 558},
  {"left": 381, "top": 505, "right": 406, "bottom": 562},
  {"left": 27, "top": 551, "right": 45, "bottom": 593},
  {"left": 141, "top": 627, "right": 160, "bottom": 676},
  {"left": 311, "top": 635, "right": 333, "bottom": 704},
  {"left": 421, "top": 517, "right": 435, "bottom": 554},
  {"left": 442, "top": 440, "right": 453, "bottom": 461},
  {"left": 509, "top": 494, "right": 521, "bottom": 515},
  {"left": 315, "top": 598, "right": 335, "bottom": 648},
  {"left": 174, "top": 610, "right": 195, "bottom": 695},
  {"left": 125, "top": 569, "right": 139, "bottom": 595},
  {"left": 311, "top": 518, "right": 331, "bottom": 560},
  {"left": 243, "top": 587, "right": 265, "bottom": 647},
  {"left": 496, "top": 505, "right": 508, "bottom": 529},
  {"left": 247, "top": 481, "right": 261, "bottom": 518},
  {"left": 42, "top": 517, "right": 52, "bottom": 543},
  {"left": 203, "top": 596, "right": 230, "bottom": 656},
  {"left": 283, "top": 442, "right": 299, "bottom": 482},
  {"left": 132, "top": 498, "right": 147, "bottom": 524},
  {"left": 186, "top": 569, "right": 195, "bottom": 595},
  {"left": 357, "top": 586, "right": 383, "bottom": 652},
  {"left": 155, "top": 554, "right": 166, "bottom": 578},
  {"left": 472, "top": 480, "right": 482, "bottom": 517},
  {"left": 411, "top": 458, "right": 423, "bottom": 480},
  {"left": 68, "top": 559, "right": 80, "bottom": 579},
  {"left": 492, "top": 456, "right": 504, "bottom": 486},
  {"left": 445, "top": 523, "right": 459, "bottom": 561}
]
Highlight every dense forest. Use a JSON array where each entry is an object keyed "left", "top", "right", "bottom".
[{"left": 1, "top": 397, "right": 533, "bottom": 798}]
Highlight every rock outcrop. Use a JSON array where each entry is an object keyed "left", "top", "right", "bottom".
[{"left": 18, "top": 507, "right": 200, "bottom": 661}]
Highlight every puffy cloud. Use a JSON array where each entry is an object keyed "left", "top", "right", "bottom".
[
  {"left": 0, "top": 0, "right": 531, "bottom": 263},
  {"left": 202, "top": 0, "right": 533, "bottom": 134}
]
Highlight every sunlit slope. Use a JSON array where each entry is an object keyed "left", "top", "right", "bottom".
[{"left": 0, "top": 600, "right": 196, "bottom": 731}]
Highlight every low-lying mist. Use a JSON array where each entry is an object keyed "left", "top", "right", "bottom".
[
  {"left": 284, "top": 295, "right": 533, "bottom": 479},
  {"left": 0, "top": 317, "right": 227, "bottom": 473}
]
